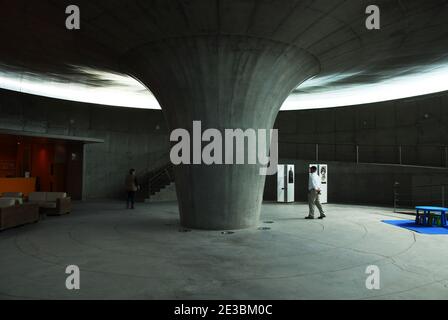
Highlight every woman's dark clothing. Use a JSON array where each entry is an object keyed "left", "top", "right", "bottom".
[
  {"left": 125, "top": 174, "right": 139, "bottom": 209},
  {"left": 127, "top": 191, "right": 136, "bottom": 209}
]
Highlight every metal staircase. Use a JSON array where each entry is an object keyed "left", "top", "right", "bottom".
[{"left": 136, "top": 162, "right": 175, "bottom": 202}]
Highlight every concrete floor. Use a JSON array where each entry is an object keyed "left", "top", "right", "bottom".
[{"left": 1, "top": 201, "right": 448, "bottom": 300}]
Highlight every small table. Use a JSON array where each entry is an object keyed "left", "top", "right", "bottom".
[{"left": 415, "top": 206, "right": 448, "bottom": 227}]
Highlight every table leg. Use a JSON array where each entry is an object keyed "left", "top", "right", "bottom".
[
  {"left": 442, "top": 211, "right": 447, "bottom": 227},
  {"left": 415, "top": 210, "right": 420, "bottom": 224}
]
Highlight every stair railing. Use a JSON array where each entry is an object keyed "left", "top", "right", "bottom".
[
  {"left": 278, "top": 141, "right": 448, "bottom": 169},
  {"left": 147, "top": 162, "right": 174, "bottom": 199}
]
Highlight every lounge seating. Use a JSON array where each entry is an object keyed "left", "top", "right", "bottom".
[
  {"left": 0, "top": 198, "right": 15, "bottom": 208},
  {"left": 1, "top": 192, "right": 23, "bottom": 197},
  {"left": 0, "top": 199, "right": 39, "bottom": 231},
  {"left": 28, "top": 192, "right": 72, "bottom": 216},
  {"left": 0, "top": 192, "right": 24, "bottom": 205}
]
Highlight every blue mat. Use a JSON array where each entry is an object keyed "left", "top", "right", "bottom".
[{"left": 382, "top": 220, "right": 448, "bottom": 234}]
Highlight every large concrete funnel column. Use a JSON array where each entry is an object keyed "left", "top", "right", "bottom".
[{"left": 127, "top": 36, "right": 319, "bottom": 229}]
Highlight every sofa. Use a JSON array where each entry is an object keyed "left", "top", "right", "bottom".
[
  {"left": 1, "top": 192, "right": 23, "bottom": 197},
  {"left": 0, "top": 198, "right": 39, "bottom": 231},
  {"left": 28, "top": 192, "right": 72, "bottom": 216},
  {"left": 0, "top": 192, "right": 24, "bottom": 205}
]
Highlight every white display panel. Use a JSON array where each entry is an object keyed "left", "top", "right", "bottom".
[
  {"left": 319, "top": 164, "right": 328, "bottom": 204},
  {"left": 309, "top": 164, "right": 328, "bottom": 204},
  {"left": 287, "top": 165, "right": 295, "bottom": 203},
  {"left": 277, "top": 165, "right": 285, "bottom": 202},
  {"left": 277, "top": 165, "right": 295, "bottom": 203}
]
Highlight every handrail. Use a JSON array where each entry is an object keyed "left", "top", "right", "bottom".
[
  {"left": 138, "top": 152, "right": 170, "bottom": 179},
  {"left": 394, "top": 183, "right": 447, "bottom": 212},
  {"left": 145, "top": 161, "right": 174, "bottom": 199},
  {"left": 149, "top": 164, "right": 173, "bottom": 184},
  {"left": 414, "top": 184, "right": 448, "bottom": 188},
  {"left": 279, "top": 141, "right": 448, "bottom": 168},
  {"left": 279, "top": 141, "right": 448, "bottom": 148}
]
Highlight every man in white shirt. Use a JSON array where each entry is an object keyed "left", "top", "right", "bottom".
[{"left": 306, "top": 166, "right": 326, "bottom": 219}]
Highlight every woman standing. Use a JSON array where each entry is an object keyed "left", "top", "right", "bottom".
[{"left": 125, "top": 169, "right": 139, "bottom": 209}]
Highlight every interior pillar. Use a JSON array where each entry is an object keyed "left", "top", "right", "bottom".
[{"left": 127, "top": 36, "right": 319, "bottom": 229}]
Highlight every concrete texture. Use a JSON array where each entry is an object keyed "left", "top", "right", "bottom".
[
  {"left": 2, "top": 0, "right": 448, "bottom": 93},
  {"left": 3, "top": 0, "right": 448, "bottom": 230},
  {"left": 0, "top": 89, "right": 170, "bottom": 199},
  {"left": 1, "top": 201, "right": 448, "bottom": 300},
  {"left": 265, "top": 159, "right": 448, "bottom": 207},
  {"left": 148, "top": 182, "right": 177, "bottom": 202},
  {"left": 276, "top": 91, "right": 448, "bottom": 167},
  {"left": 267, "top": 91, "right": 448, "bottom": 207},
  {"left": 128, "top": 36, "right": 319, "bottom": 230},
  {"left": 2, "top": 87, "right": 448, "bottom": 209}
]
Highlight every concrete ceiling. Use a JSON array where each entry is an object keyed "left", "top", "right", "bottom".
[{"left": 1, "top": 0, "right": 448, "bottom": 109}]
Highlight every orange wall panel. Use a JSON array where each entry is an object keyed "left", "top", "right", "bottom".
[{"left": 0, "top": 178, "right": 36, "bottom": 196}]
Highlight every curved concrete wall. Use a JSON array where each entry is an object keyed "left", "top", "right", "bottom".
[
  {"left": 275, "top": 92, "right": 448, "bottom": 167},
  {"left": 1, "top": 87, "right": 447, "bottom": 208},
  {"left": 0, "top": 89, "right": 170, "bottom": 200},
  {"left": 268, "top": 91, "right": 448, "bottom": 206},
  {"left": 264, "top": 159, "right": 448, "bottom": 207}
]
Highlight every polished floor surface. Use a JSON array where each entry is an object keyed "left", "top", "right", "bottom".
[{"left": 1, "top": 201, "right": 448, "bottom": 300}]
